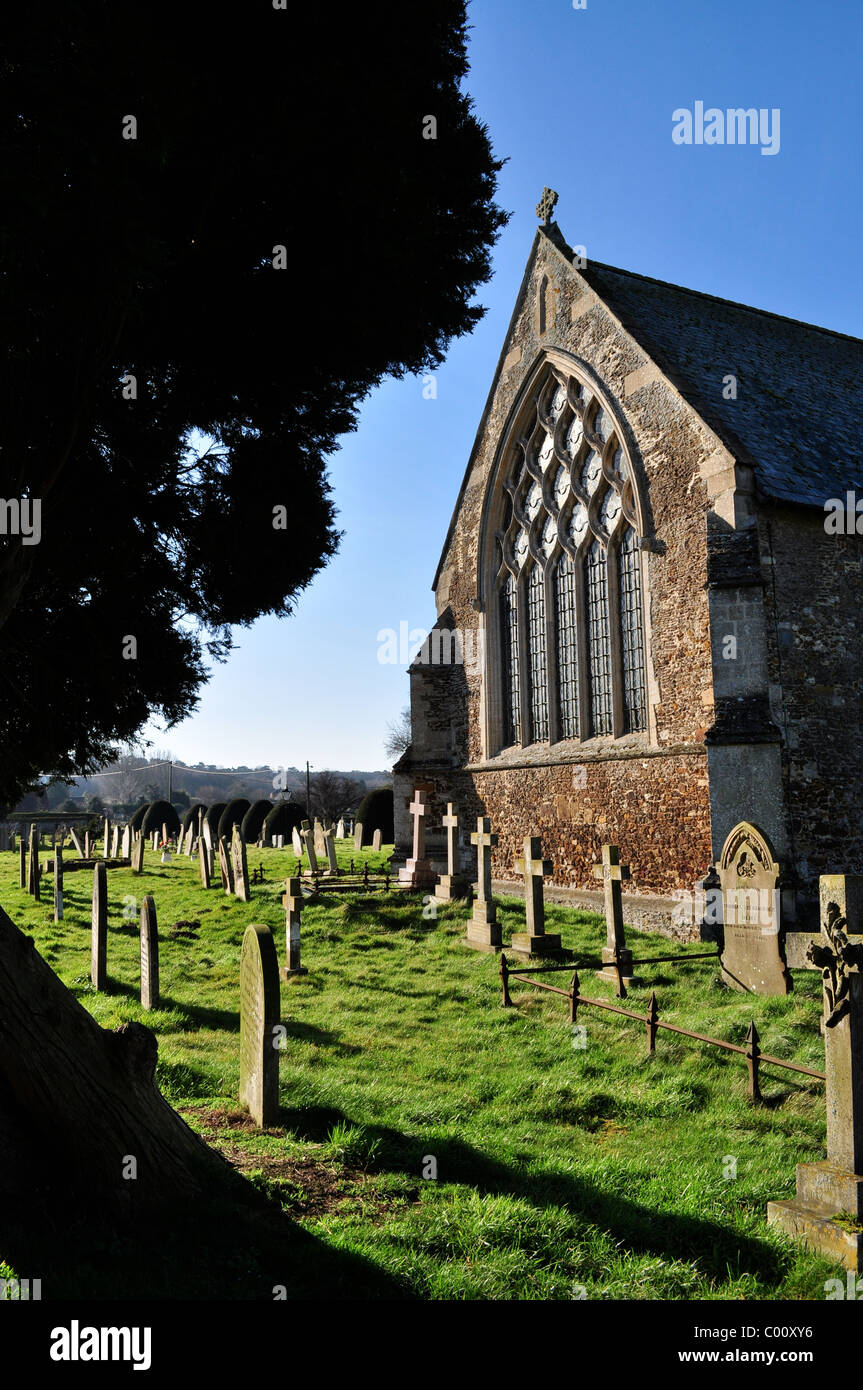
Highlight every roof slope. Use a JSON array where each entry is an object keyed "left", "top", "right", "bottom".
[{"left": 580, "top": 257, "right": 863, "bottom": 507}]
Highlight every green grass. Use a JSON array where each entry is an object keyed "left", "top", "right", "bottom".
[{"left": 1, "top": 839, "right": 841, "bottom": 1300}]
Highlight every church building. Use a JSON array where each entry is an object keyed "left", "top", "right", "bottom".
[{"left": 393, "top": 191, "right": 863, "bottom": 938}]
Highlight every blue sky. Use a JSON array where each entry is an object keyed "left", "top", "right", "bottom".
[{"left": 143, "top": 0, "right": 863, "bottom": 772}]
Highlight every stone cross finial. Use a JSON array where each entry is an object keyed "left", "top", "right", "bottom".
[
  {"left": 592, "top": 844, "right": 630, "bottom": 953},
  {"left": 409, "top": 789, "right": 428, "bottom": 862},
  {"left": 442, "top": 802, "right": 461, "bottom": 876},
  {"left": 535, "top": 187, "right": 558, "bottom": 224},
  {"left": 471, "top": 817, "right": 498, "bottom": 905}
]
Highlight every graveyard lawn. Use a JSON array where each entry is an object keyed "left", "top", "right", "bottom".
[{"left": 0, "top": 841, "right": 842, "bottom": 1301}]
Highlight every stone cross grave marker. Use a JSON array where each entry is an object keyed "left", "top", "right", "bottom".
[
  {"left": 336, "top": 818, "right": 345, "bottom": 839},
  {"left": 593, "top": 844, "right": 641, "bottom": 988},
  {"left": 239, "top": 922, "right": 281, "bottom": 1127},
  {"left": 510, "top": 836, "right": 562, "bottom": 960},
  {"left": 18, "top": 839, "right": 25, "bottom": 890},
  {"left": 218, "top": 835, "right": 234, "bottom": 894},
  {"left": 140, "top": 894, "right": 159, "bottom": 1011},
  {"left": 301, "top": 820, "right": 318, "bottom": 875},
  {"left": 291, "top": 825, "right": 303, "bottom": 857},
  {"left": 466, "top": 816, "right": 501, "bottom": 952},
  {"left": 435, "top": 802, "right": 469, "bottom": 902},
  {"left": 372, "top": 828, "right": 382, "bottom": 853},
  {"left": 353, "top": 821, "right": 363, "bottom": 853},
  {"left": 280, "top": 876, "right": 308, "bottom": 979},
  {"left": 54, "top": 846, "right": 63, "bottom": 923},
  {"left": 399, "top": 789, "right": 437, "bottom": 890},
  {"left": 768, "top": 875, "right": 863, "bottom": 1270},
  {"left": 91, "top": 862, "right": 108, "bottom": 989},
  {"left": 199, "top": 834, "right": 211, "bottom": 889},
  {"left": 323, "top": 827, "right": 338, "bottom": 875},
  {"left": 717, "top": 821, "right": 791, "bottom": 995},
  {"left": 232, "top": 825, "right": 251, "bottom": 903}
]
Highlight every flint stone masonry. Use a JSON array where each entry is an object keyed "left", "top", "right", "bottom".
[{"left": 239, "top": 923, "right": 281, "bottom": 1127}]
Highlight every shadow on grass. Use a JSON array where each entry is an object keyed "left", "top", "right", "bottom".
[{"left": 278, "top": 1107, "right": 787, "bottom": 1285}]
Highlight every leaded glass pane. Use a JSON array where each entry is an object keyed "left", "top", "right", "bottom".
[
  {"left": 585, "top": 540, "right": 612, "bottom": 736},
  {"left": 566, "top": 414, "right": 584, "bottom": 456},
  {"left": 527, "top": 564, "right": 548, "bottom": 741},
  {"left": 581, "top": 448, "right": 602, "bottom": 494},
  {"left": 619, "top": 528, "right": 647, "bottom": 733},
  {"left": 501, "top": 572, "right": 520, "bottom": 746},
  {"left": 555, "top": 551, "right": 579, "bottom": 739}
]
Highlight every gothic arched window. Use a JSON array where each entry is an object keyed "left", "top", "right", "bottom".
[{"left": 492, "top": 363, "right": 648, "bottom": 751}]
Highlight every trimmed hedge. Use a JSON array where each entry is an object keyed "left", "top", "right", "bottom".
[
  {"left": 355, "top": 786, "right": 393, "bottom": 845},
  {"left": 242, "top": 800, "right": 273, "bottom": 842},
  {"left": 204, "top": 803, "right": 226, "bottom": 838},
  {"left": 141, "top": 800, "right": 181, "bottom": 838},
  {"left": 182, "top": 803, "right": 208, "bottom": 834},
  {"left": 264, "top": 801, "right": 305, "bottom": 839},
  {"left": 129, "top": 804, "right": 149, "bottom": 832},
  {"left": 218, "top": 798, "right": 250, "bottom": 841}
]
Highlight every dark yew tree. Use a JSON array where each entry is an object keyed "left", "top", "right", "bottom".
[{"left": 0, "top": 2, "right": 507, "bottom": 806}]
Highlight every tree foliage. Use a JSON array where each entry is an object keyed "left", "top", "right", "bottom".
[
  {"left": 141, "top": 800, "right": 181, "bottom": 838},
  {"left": 355, "top": 787, "right": 395, "bottom": 845},
  {"left": 0, "top": 3, "right": 506, "bottom": 807},
  {"left": 218, "top": 800, "right": 250, "bottom": 842},
  {"left": 241, "top": 800, "right": 273, "bottom": 843}
]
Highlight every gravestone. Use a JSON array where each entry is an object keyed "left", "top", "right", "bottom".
[
  {"left": 301, "top": 820, "right": 318, "bottom": 875},
  {"left": 336, "top": 818, "right": 345, "bottom": 840},
  {"left": 593, "top": 845, "right": 642, "bottom": 987},
  {"left": 291, "top": 825, "right": 303, "bottom": 858},
  {"left": 466, "top": 816, "right": 501, "bottom": 952},
  {"left": 70, "top": 827, "right": 84, "bottom": 858},
  {"left": 435, "top": 802, "right": 470, "bottom": 902},
  {"left": 103, "top": 818, "right": 110, "bottom": 859},
  {"left": 314, "top": 819, "right": 326, "bottom": 856},
  {"left": 218, "top": 835, "right": 234, "bottom": 894},
  {"left": 18, "top": 840, "right": 25, "bottom": 890},
  {"left": 151, "top": 830, "right": 159, "bottom": 852},
  {"left": 27, "top": 825, "right": 38, "bottom": 898},
  {"left": 717, "top": 821, "right": 791, "bottom": 995},
  {"left": 398, "top": 789, "right": 437, "bottom": 890},
  {"left": 139, "top": 894, "right": 159, "bottom": 1010},
  {"left": 199, "top": 834, "right": 211, "bottom": 889},
  {"left": 110, "top": 825, "right": 120, "bottom": 859},
  {"left": 510, "top": 836, "right": 562, "bottom": 960},
  {"left": 91, "top": 862, "right": 108, "bottom": 989},
  {"left": 239, "top": 923, "right": 281, "bottom": 1127},
  {"left": 353, "top": 822, "right": 363, "bottom": 852},
  {"left": 203, "top": 819, "right": 214, "bottom": 861},
  {"left": 372, "top": 828, "right": 382, "bottom": 852},
  {"left": 54, "top": 847, "right": 63, "bottom": 923},
  {"left": 132, "top": 832, "right": 145, "bottom": 875},
  {"left": 323, "top": 827, "right": 338, "bottom": 875},
  {"left": 121, "top": 824, "right": 131, "bottom": 860},
  {"left": 768, "top": 875, "right": 863, "bottom": 1269},
  {"left": 280, "top": 876, "right": 308, "bottom": 979},
  {"left": 232, "top": 825, "right": 251, "bottom": 903},
  {"left": 85, "top": 831, "right": 91, "bottom": 858}
]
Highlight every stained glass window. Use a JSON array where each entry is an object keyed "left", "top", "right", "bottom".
[
  {"left": 500, "top": 571, "right": 520, "bottom": 746},
  {"left": 555, "top": 551, "right": 579, "bottom": 739},
  {"left": 585, "top": 539, "right": 612, "bottom": 736},
  {"left": 527, "top": 563, "right": 548, "bottom": 742},
  {"left": 619, "top": 528, "right": 647, "bottom": 733}
]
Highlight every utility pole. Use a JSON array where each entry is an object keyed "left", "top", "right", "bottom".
[
  {"left": 168, "top": 761, "right": 173, "bottom": 803},
  {"left": 306, "top": 761, "right": 311, "bottom": 821}
]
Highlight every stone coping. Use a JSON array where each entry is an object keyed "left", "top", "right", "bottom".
[{"left": 466, "top": 741, "right": 706, "bottom": 773}]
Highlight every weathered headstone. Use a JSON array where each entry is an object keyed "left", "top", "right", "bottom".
[
  {"left": 280, "top": 876, "right": 308, "bottom": 979},
  {"left": 84, "top": 831, "right": 91, "bottom": 859},
  {"left": 313, "top": 819, "right": 326, "bottom": 856},
  {"left": 53, "top": 847, "right": 63, "bottom": 923},
  {"left": 510, "top": 836, "right": 562, "bottom": 959},
  {"left": 239, "top": 923, "right": 281, "bottom": 1127},
  {"left": 18, "top": 839, "right": 25, "bottom": 890},
  {"left": 717, "top": 821, "right": 791, "bottom": 995},
  {"left": 291, "top": 825, "right": 302, "bottom": 857},
  {"left": 301, "top": 819, "right": 318, "bottom": 875},
  {"left": 372, "top": 828, "right": 382, "bottom": 852},
  {"left": 203, "top": 819, "right": 214, "bottom": 861},
  {"left": 336, "top": 818, "right": 345, "bottom": 840},
  {"left": 91, "top": 862, "right": 107, "bottom": 989},
  {"left": 768, "top": 875, "right": 863, "bottom": 1269},
  {"left": 151, "top": 830, "right": 159, "bottom": 852},
  {"left": 232, "top": 825, "right": 251, "bottom": 903},
  {"left": 199, "top": 834, "right": 211, "bottom": 888},
  {"left": 353, "top": 821, "right": 363, "bottom": 852},
  {"left": 70, "top": 827, "right": 84, "bottom": 858},
  {"left": 110, "top": 825, "right": 120, "bottom": 859},
  {"left": 27, "top": 824, "right": 38, "bottom": 898},
  {"left": 140, "top": 894, "right": 159, "bottom": 1010},
  {"left": 435, "top": 802, "right": 470, "bottom": 902},
  {"left": 132, "top": 831, "right": 145, "bottom": 875},
  {"left": 398, "top": 789, "right": 437, "bottom": 890},
  {"left": 103, "top": 818, "right": 110, "bottom": 860},
  {"left": 466, "top": 816, "right": 501, "bottom": 952},
  {"left": 121, "top": 823, "right": 131, "bottom": 860},
  {"left": 323, "top": 827, "right": 338, "bottom": 875},
  {"left": 218, "top": 835, "right": 234, "bottom": 894},
  {"left": 593, "top": 844, "right": 641, "bottom": 987}
]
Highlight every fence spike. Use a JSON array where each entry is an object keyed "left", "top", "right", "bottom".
[
  {"left": 569, "top": 970, "right": 580, "bottom": 1024},
  {"left": 500, "top": 952, "right": 512, "bottom": 1008},
  {"left": 746, "top": 1020, "right": 762, "bottom": 1104},
  {"left": 646, "top": 990, "right": 659, "bottom": 1055}
]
